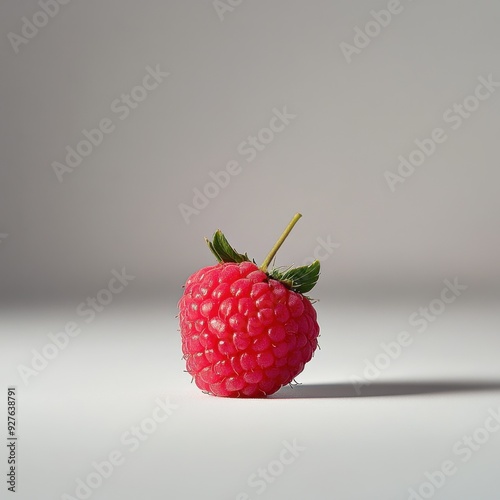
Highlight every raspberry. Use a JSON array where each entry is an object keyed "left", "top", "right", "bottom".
[{"left": 178, "top": 214, "right": 321, "bottom": 398}]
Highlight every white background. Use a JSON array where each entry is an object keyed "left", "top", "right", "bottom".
[{"left": 1, "top": 298, "right": 500, "bottom": 499}]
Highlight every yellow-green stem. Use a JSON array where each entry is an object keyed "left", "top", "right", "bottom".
[{"left": 260, "top": 213, "right": 302, "bottom": 273}]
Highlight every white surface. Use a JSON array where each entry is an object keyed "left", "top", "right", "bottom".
[
  {"left": 1, "top": 296, "right": 500, "bottom": 500},
  {"left": 1, "top": 0, "right": 500, "bottom": 298}
]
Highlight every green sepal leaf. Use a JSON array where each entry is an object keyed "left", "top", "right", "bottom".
[
  {"left": 269, "top": 260, "right": 320, "bottom": 294},
  {"left": 205, "top": 230, "right": 250, "bottom": 264}
]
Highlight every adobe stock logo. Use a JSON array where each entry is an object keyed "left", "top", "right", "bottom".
[
  {"left": 7, "top": 0, "right": 72, "bottom": 54},
  {"left": 339, "top": 0, "right": 405, "bottom": 64},
  {"left": 350, "top": 277, "right": 467, "bottom": 395},
  {"left": 61, "top": 397, "right": 178, "bottom": 500},
  {"left": 178, "top": 106, "right": 296, "bottom": 224},
  {"left": 302, "top": 236, "right": 340, "bottom": 266},
  {"left": 407, "top": 405, "right": 500, "bottom": 500},
  {"left": 212, "top": 0, "right": 243, "bottom": 22},
  {"left": 51, "top": 65, "right": 170, "bottom": 182},
  {"left": 385, "top": 74, "right": 500, "bottom": 192},
  {"left": 17, "top": 268, "right": 135, "bottom": 386},
  {"left": 234, "top": 439, "right": 305, "bottom": 499}
]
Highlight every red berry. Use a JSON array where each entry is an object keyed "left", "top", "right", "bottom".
[{"left": 178, "top": 214, "right": 321, "bottom": 398}]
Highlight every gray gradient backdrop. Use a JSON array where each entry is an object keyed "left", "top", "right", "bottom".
[
  {"left": 1, "top": 1, "right": 500, "bottom": 500},
  {"left": 1, "top": 0, "right": 499, "bottom": 301}
]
